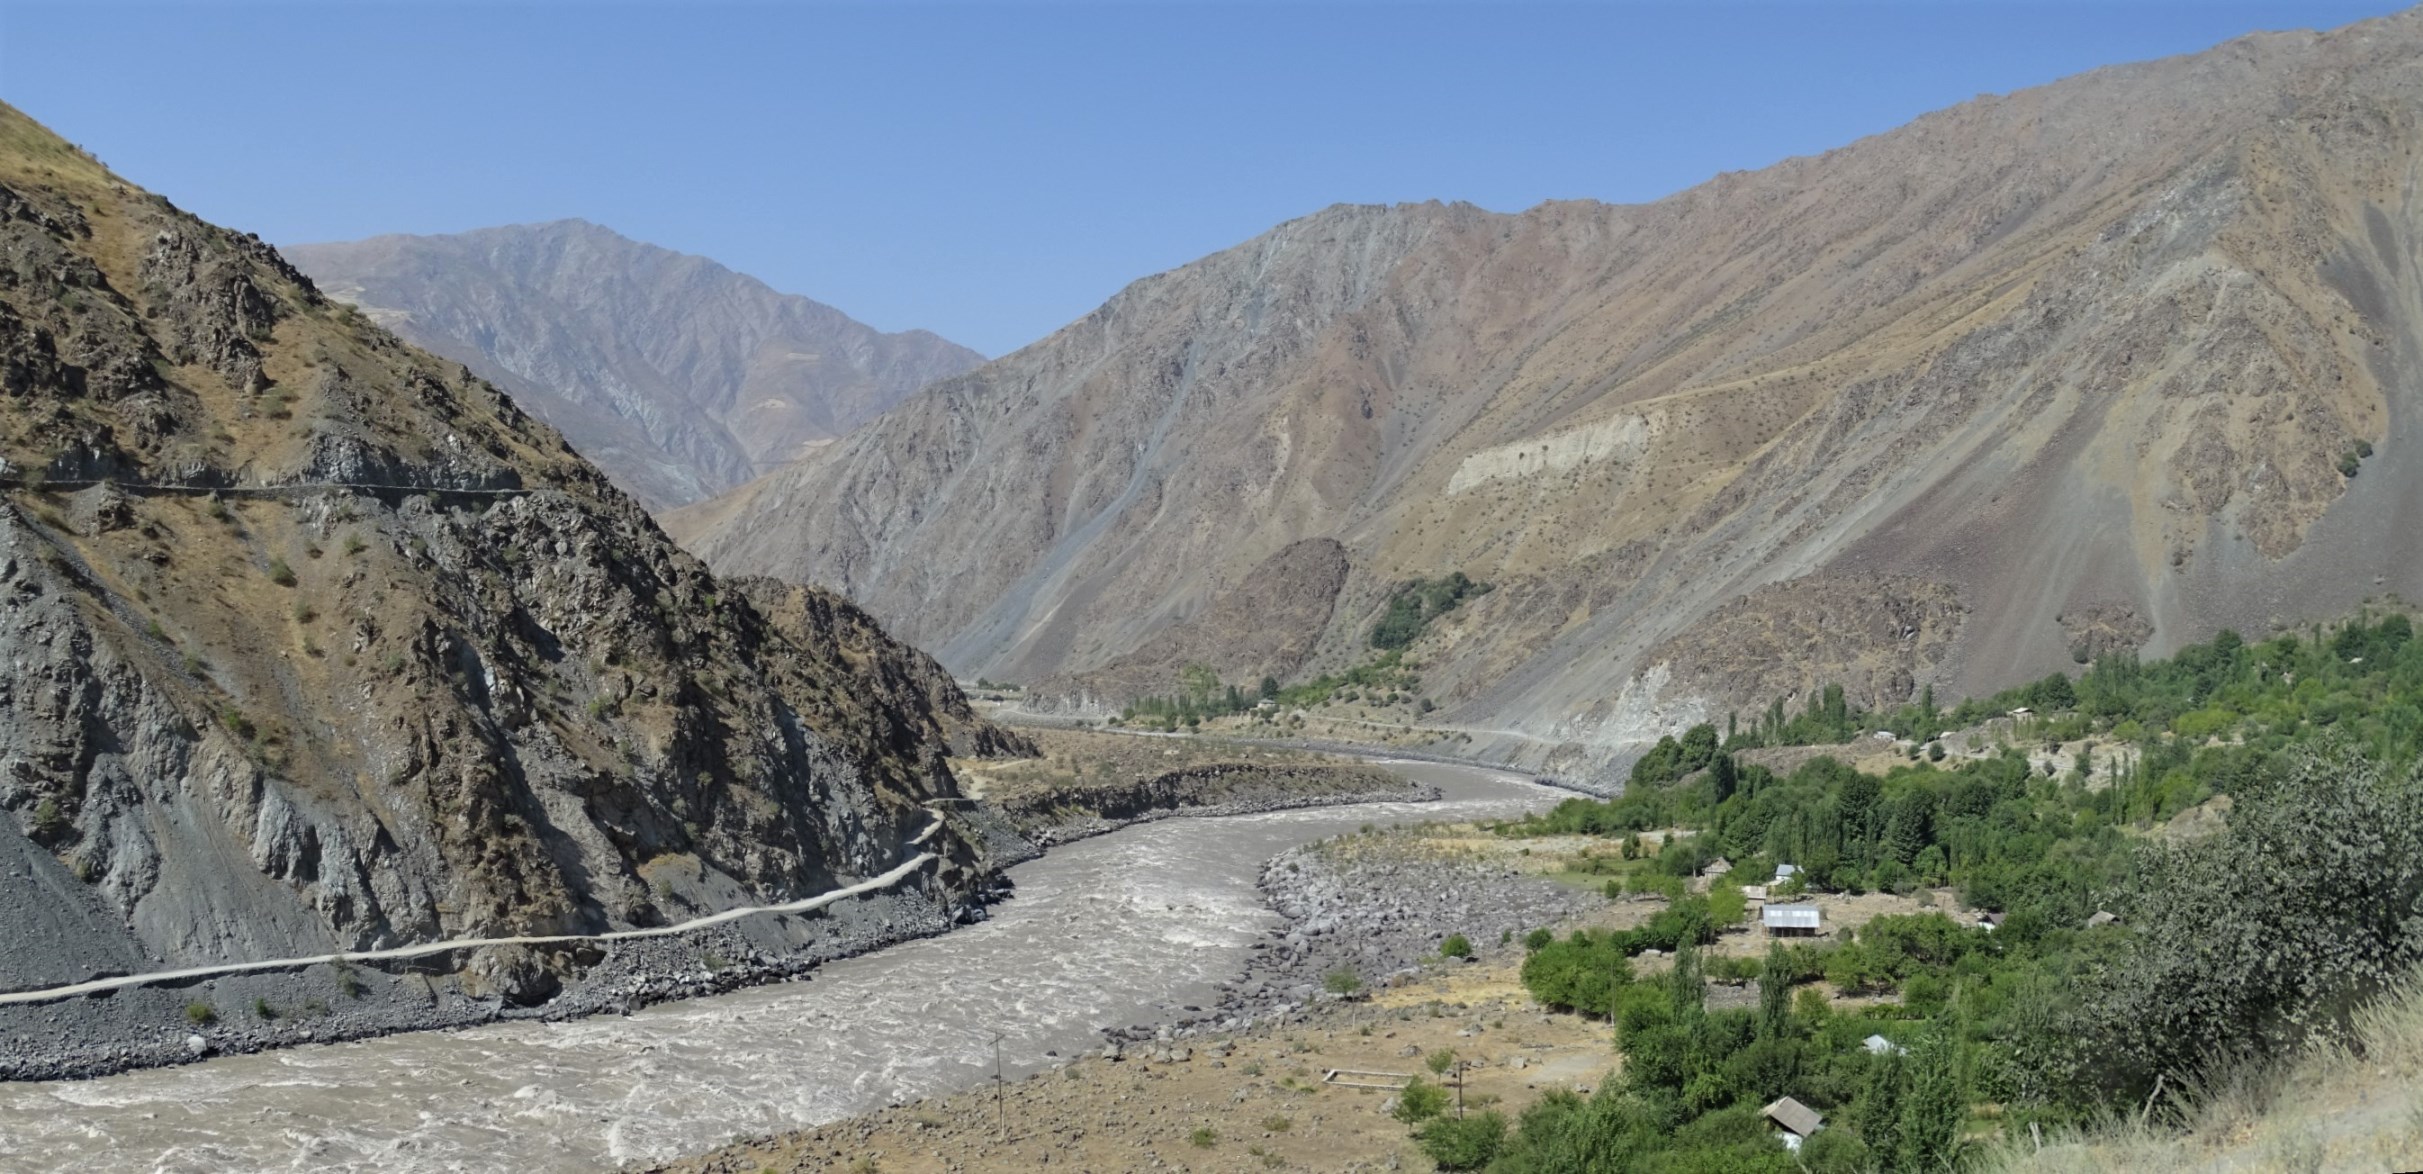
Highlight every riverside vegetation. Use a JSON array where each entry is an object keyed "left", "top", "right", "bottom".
[
  {"left": 1392, "top": 613, "right": 2423, "bottom": 1172},
  {"left": 1114, "top": 573, "right": 1489, "bottom": 731}
]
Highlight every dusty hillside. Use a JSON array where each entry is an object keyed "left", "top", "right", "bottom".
[
  {"left": 0, "top": 103, "right": 1020, "bottom": 1002},
  {"left": 670, "top": 11, "right": 2423, "bottom": 770},
  {"left": 286, "top": 221, "right": 982, "bottom": 509}
]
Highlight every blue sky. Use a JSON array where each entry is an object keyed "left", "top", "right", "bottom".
[{"left": 0, "top": 2, "right": 2411, "bottom": 356}]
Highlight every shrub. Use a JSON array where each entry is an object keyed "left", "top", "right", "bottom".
[
  {"left": 1322, "top": 966, "right": 1364, "bottom": 996},
  {"left": 1187, "top": 1126, "right": 1217, "bottom": 1148},
  {"left": 1259, "top": 1114, "right": 1291, "bottom": 1133},
  {"left": 29, "top": 797, "right": 66, "bottom": 840},
  {"left": 1524, "top": 928, "right": 1554, "bottom": 951},
  {"left": 1416, "top": 1109, "right": 1508, "bottom": 1170},
  {"left": 1441, "top": 933, "right": 1474, "bottom": 960},
  {"left": 185, "top": 1002, "right": 216, "bottom": 1025},
  {"left": 2023, "top": 739, "right": 2423, "bottom": 1107},
  {"left": 1708, "top": 880, "right": 1748, "bottom": 927},
  {"left": 253, "top": 998, "right": 276, "bottom": 1020},
  {"left": 1425, "top": 1047, "right": 1458, "bottom": 1076},
  {"left": 342, "top": 534, "right": 367, "bottom": 557},
  {"left": 267, "top": 559, "right": 296, "bottom": 587},
  {"left": 1393, "top": 1077, "right": 1449, "bottom": 1123}
]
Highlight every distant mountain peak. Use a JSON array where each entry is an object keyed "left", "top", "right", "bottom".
[{"left": 284, "top": 224, "right": 981, "bottom": 509}]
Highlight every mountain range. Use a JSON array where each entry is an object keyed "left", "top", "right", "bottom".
[
  {"left": 664, "top": 11, "right": 2423, "bottom": 769},
  {"left": 286, "top": 221, "right": 983, "bottom": 509}
]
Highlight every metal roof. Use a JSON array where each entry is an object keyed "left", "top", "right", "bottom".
[
  {"left": 1762, "top": 1096, "right": 1824, "bottom": 1137},
  {"left": 1762, "top": 904, "right": 1822, "bottom": 929}
]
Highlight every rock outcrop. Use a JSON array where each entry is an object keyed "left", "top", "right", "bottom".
[
  {"left": 0, "top": 103, "right": 1022, "bottom": 1004},
  {"left": 671, "top": 11, "right": 2423, "bottom": 759},
  {"left": 285, "top": 221, "right": 983, "bottom": 509}
]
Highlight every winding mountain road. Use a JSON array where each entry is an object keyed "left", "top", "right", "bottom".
[{"left": 0, "top": 821, "right": 944, "bottom": 1007}]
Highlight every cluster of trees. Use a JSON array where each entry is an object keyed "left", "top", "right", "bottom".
[
  {"left": 1266, "top": 649, "right": 1426, "bottom": 710},
  {"left": 1485, "top": 941, "right": 1969, "bottom": 1172},
  {"left": 1518, "top": 897, "right": 1726, "bottom": 1017},
  {"left": 1120, "top": 664, "right": 1274, "bottom": 729},
  {"left": 1121, "top": 649, "right": 1440, "bottom": 726},
  {"left": 1116, "top": 569, "right": 1509, "bottom": 723},
  {"left": 1480, "top": 614, "right": 2423, "bottom": 1169},
  {"left": 1368, "top": 572, "right": 1491, "bottom": 651}
]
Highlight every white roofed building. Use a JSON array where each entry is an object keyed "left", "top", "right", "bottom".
[{"left": 1762, "top": 904, "right": 1822, "bottom": 937}]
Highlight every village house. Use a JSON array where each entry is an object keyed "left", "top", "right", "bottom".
[
  {"left": 1762, "top": 1096, "right": 1824, "bottom": 1152},
  {"left": 1762, "top": 903, "right": 1822, "bottom": 937}
]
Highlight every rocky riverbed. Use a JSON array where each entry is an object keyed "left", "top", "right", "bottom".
[
  {"left": 656, "top": 829, "right": 1618, "bottom": 1174},
  {"left": 1060, "top": 821, "right": 1598, "bottom": 1060},
  {"left": 1196, "top": 828, "right": 1597, "bottom": 1037}
]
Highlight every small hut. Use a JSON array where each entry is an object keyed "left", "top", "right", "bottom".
[{"left": 1762, "top": 1096, "right": 1824, "bottom": 1151}]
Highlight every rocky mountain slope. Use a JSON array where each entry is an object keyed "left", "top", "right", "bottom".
[
  {"left": 0, "top": 102, "right": 1022, "bottom": 1004},
  {"left": 673, "top": 11, "right": 2423, "bottom": 768},
  {"left": 286, "top": 221, "right": 982, "bottom": 509}
]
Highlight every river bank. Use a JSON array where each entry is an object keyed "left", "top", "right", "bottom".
[
  {"left": 657, "top": 821, "right": 1615, "bottom": 1174},
  {"left": 0, "top": 762, "right": 1562, "bottom": 1173},
  {"left": 0, "top": 738, "right": 1425, "bottom": 1085},
  {"left": 969, "top": 730, "right": 1438, "bottom": 848}
]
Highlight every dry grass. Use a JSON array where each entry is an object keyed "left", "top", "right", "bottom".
[{"left": 1985, "top": 975, "right": 2423, "bottom": 1174}]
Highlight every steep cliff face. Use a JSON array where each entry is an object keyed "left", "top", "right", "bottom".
[
  {"left": 0, "top": 105, "right": 1021, "bottom": 996},
  {"left": 285, "top": 221, "right": 983, "bottom": 509},
  {"left": 674, "top": 12, "right": 2423, "bottom": 753}
]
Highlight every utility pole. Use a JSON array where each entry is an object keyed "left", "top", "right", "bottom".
[
  {"left": 989, "top": 1030, "right": 1007, "bottom": 1135},
  {"left": 1454, "top": 1060, "right": 1466, "bottom": 1118}
]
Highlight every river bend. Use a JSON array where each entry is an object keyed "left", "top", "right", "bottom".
[{"left": 0, "top": 761, "right": 1558, "bottom": 1172}]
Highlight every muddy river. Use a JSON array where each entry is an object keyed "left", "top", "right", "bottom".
[{"left": 0, "top": 761, "right": 1561, "bottom": 1172}]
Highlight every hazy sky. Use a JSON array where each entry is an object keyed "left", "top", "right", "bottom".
[{"left": 1, "top": 1, "right": 2410, "bottom": 355}]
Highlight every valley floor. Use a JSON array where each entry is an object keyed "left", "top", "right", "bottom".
[{"left": 652, "top": 916, "right": 1616, "bottom": 1174}]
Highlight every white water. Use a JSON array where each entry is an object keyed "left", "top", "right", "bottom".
[{"left": 0, "top": 762, "right": 1558, "bottom": 1173}]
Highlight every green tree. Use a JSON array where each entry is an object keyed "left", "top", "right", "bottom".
[
  {"left": 1898, "top": 1021, "right": 1965, "bottom": 1172},
  {"left": 1393, "top": 1077, "right": 1449, "bottom": 1123},
  {"left": 1855, "top": 1050, "right": 1907, "bottom": 1165},
  {"left": 1179, "top": 664, "right": 1219, "bottom": 710},
  {"left": 2029, "top": 739, "right": 2423, "bottom": 1106},
  {"left": 1416, "top": 1110, "right": 1507, "bottom": 1171},
  {"left": 1757, "top": 943, "right": 1793, "bottom": 1041}
]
